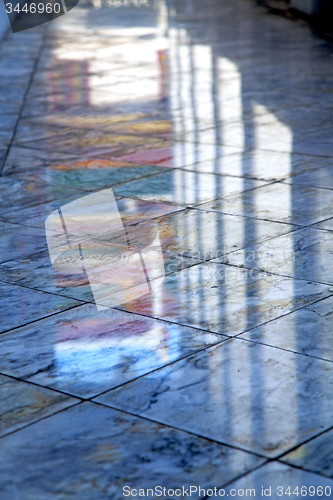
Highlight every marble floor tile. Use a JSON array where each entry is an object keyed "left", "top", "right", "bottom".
[
  {"left": 0, "top": 402, "right": 264, "bottom": 500},
  {"left": 282, "top": 428, "right": 333, "bottom": 478},
  {"left": 0, "top": 177, "right": 84, "bottom": 217},
  {"left": 16, "top": 130, "right": 171, "bottom": 158},
  {"left": 285, "top": 163, "right": 333, "bottom": 191},
  {"left": 181, "top": 151, "right": 331, "bottom": 181},
  {"left": 222, "top": 226, "right": 333, "bottom": 285},
  {"left": 1, "top": 193, "right": 185, "bottom": 235},
  {"left": 0, "top": 246, "right": 200, "bottom": 302},
  {"left": 113, "top": 169, "right": 267, "bottom": 206},
  {"left": 199, "top": 182, "right": 333, "bottom": 225},
  {"left": 238, "top": 296, "right": 333, "bottom": 362},
  {"left": 313, "top": 217, "right": 333, "bottom": 231},
  {"left": 0, "top": 220, "right": 49, "bottom": 264},
  {"left": 0, "top": 304, "right": 225, "bottom": 398},
  {"left": 1, "top": 146, "right": 77, "bottom": 175},
  {"left": 13, "top": 122, "right": 75, "bottom": 144},
  {"left": 117, "top": 262, "right": 332, "bottom": 335},
  {"left": 3, "top": 0, "right": 333, "bottom": 490},
  {"left": 223, "top": 461, "right": 333, "bottom": 498},
  {"left": 17, "top": 115, "right": 172, "bottom": 141},
  {"left": 0, "top": 374, "right": 78, "bottom": 438},
  {"left": 167, "top": 142, "right": 244, "bottom": 169},
  {"left": 4, "top": 160, "right": 163, "bottom": 192},
  {"left": 96, "top": 338, "right": 333, "bottom": 457},
  {"left": 0, "top": 281, "right": 82, "bottom": 334},
  {"left": 130, "top": 208, "right": 296, "bottom": 261}
]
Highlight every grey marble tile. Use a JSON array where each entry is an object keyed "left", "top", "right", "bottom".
[
  {"left": 199, "top": 182, "right": 333, "bottom": 225},
  {"left": 114, "top": 170, "right": 267, "bottom": 206},
  {"left": 221, "top": 226, "right": 333, "bottom": 285},
  {"left": 4, "top": 159, "right": 163, "bottom": 192},
  {"left": 13, "top": 122, "right": 74, "bottom": 144},
  {"left": 0, "top": 177, "right": 84, "bottom": 217},
  {"left": 0, "top": 244, "right": 200, "bottom": 302},
  {"left": 0, "top": 281, "right": 82, "bottom": 334},
  {"left": 182, "top": 151, "right": 331, "bottom": 181},
  {"left": 282, "top": 428, "right": 333, "bottom": 478},
  {"left": 16, "top": 128, "right": 170, "bottom": 158},
  {"left": 2, "top": 146, "right": 77, "bottom": 175},
  {"left": 223, "top": 461, "right": 333, "bottom": 498},
  {"left": 285, "top": 164, "right": 333, "bottom": 191},
  {"left": 238, "top": 296, "right": 333, "bottom": 362},
  {"left": 0, "top": 402, "right": 264, "bottom": 500},
  {"left": 0, "top": 304, "right": 225, "bottom": 398},
  {"left": 96, "top": 338, "right": 333, "bottom": 457},
  {"left": 313, "top": 217, "right": 333, "bottom": 232},
  {"left": 0, "top": 220, "right": 49, "bottom": 264},
  {"left": 116, "top": 261, "right": 333, "bottom": 335},
  {"left": 0, "top": 374, "right": 78, "bottom": 437},
  {"left": 129, "top": 208, "right": 296, "bottom": 262},
  {"left": 1, "top": 193, "right": 184, "bottom": 232}
]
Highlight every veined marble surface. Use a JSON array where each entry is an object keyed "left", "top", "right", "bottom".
[
  {"left": 239, "top": 295, "right": 333, "bottom": 362},
  {"left": 0, "top": 281, "right": 82, "bottom": 334},
  {"left": 0, "top": 374, "right": 78, "bottom": 437},
  {"left": 219, "top": 226, "right": 333, "bottom": 285},
  {"left": 0, "top": 304, "right": 225, "bottom": 398},
  {"left": 113, "top": 169, "right": 268, "bottom": 206},
  {"left": 282, "top": 428, "right": 333, "bottom": 478},
  {"left": 199, "top": 182, "right": 333, "bottom": 226},
  {"left": 0, "top": 402, "right": 264, "bottom": 500},
  {"left": 118, "top": 261, "right": 333, "bottom": 336},
  {"left": 96, "top": 338, "right": 333, "bottom": 457},
  {"left": 2, "top": 0, "right": 333, "bottom": 493}
]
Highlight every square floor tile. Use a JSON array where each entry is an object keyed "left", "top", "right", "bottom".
[
  {"left": 0, "top": 177, "right": 83, "bottom": 217},
  {"left": 0, "top": 281, "right": 82, "bottom": 334},
  {"left": 0, "top": 303, "right": 225, "bottom": 398},
  {"left": 0, "top": 402, "right": 264, "bottom": 500},
  {"left": 282, "top": 428, "right": 333, "bottom": 478},
  {"left": 113, "top": 169, "right": 267, "bottom": 206},
  {"left": 117, "top": 262, "right": 333, "bottom": 336},
  {"left": 0, "top": 374, "right": 78, "bottom": 437},
  {"left": 147, "top": 208, "right": 296, "bottom": 261},
  {"left": 221, "top": 226, "right": 333, "bottom": 285},
  {"left": 199, "top": 182, "right": 333, "bottom": 225},
  {"left": 0, "top": 221, "right": 48, "bottom": 264},
  {"left": 96, "top": 338, "right": 333, "bottom": 457},
  {"left": 181, "top": 151, "right": 331, "bottom": 181},
  {"left": 238, "top": 295, "right": 333, "bottom": 362}
]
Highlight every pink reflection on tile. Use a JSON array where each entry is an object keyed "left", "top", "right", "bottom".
[{"left": 116, "top": 147, "right": 172, "bottom": 166}]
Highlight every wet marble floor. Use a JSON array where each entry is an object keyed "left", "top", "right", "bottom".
[{"left": 1, "top": 0, "right": 333, "bottom": 498}]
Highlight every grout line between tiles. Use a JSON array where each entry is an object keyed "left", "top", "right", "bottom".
[
  {"left": 0, "top": 28, "right": 49, "bottom": 177},
  {"left": 91, "top": 398, "right": 269, "bottom": 460}
]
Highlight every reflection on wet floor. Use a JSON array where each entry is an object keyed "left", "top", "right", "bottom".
[{"left": 1, "top": 0, "right": 333, "bottom": 497}]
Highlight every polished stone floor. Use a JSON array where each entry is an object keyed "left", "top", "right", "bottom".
[{"left": 1, "top": 0, "right": 333, "bottom": 498}]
